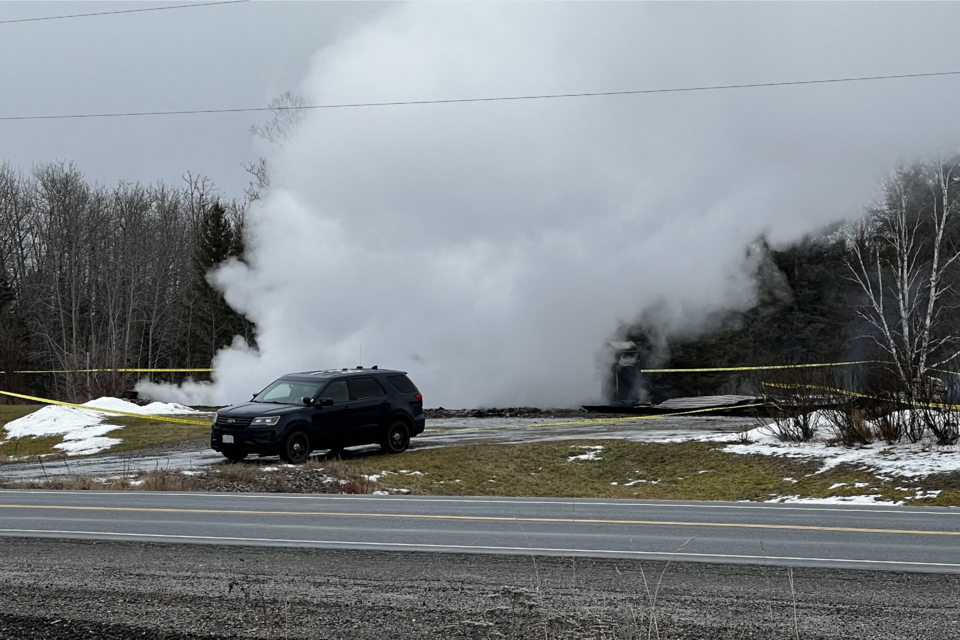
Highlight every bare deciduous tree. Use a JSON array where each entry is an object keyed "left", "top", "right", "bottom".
[
  {"left": 243, "top": 90, "right": 307, "bottom": 200},
  {"left": 846, "top": 158, "right": 960, "bottom": 396}
]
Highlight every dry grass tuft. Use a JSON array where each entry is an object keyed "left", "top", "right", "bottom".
[
  {"left": 139, "top": 469, "right": 200, "bottom": 491},
  {"left": 318, "top": 459, "right": 377, "bottom": 493}
]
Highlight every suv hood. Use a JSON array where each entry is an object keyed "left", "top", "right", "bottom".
[{"left": 218, "top": 402, "right": 308, "bottom": 418}]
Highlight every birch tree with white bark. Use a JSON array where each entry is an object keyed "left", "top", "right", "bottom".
[{"left": 847, "top": 158, "right": 960, "bottom": 396}]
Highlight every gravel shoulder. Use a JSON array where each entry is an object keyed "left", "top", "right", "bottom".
[{"left": 1, "top": 537, "right": 959, "bottom": 639}]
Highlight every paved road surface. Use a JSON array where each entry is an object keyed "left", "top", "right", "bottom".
[{"left": 1, "top": 490, "right": 958, "bottom": 573}]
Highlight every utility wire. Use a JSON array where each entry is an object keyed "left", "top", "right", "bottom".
[
  {"left": 2, "top": 70, "right": 959, "bottom": 122},
  {"left": 0, "top": 0, "right": 249, "bottom": 26}
]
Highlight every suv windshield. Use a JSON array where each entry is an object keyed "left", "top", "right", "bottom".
[{"left": 253, "top": 379, "right": 324, "bottom": 405}]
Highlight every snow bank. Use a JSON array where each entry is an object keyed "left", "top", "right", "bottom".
[
  {"left": 81, "top": 397, "right": 198, "bottom": 415},
  {"left": 2, "top": 397, "right": 200, "bottom": 457},
  {"left": 696, "top": 412, "right": 960, "bottom": 478},
  {"left": 769, "top": 495, "right": 902, "bottom": 506}
]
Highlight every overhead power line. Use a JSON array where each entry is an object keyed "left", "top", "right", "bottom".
[
  {"left": 2, "top": 70, "right": 959, "bottom": 122},
  {"left": 0, "top": 1, "right": 249, "bottom": 25}
]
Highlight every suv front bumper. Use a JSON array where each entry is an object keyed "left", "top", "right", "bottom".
[{"left": 211, "top": 427, "right": 284, "bottom": 456}]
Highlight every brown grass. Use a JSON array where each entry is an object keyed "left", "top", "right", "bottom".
[
  {"left": 5, "top": 437, "right": 960, "bottom": 506},
  {"left": 104, "top": 416, "right": 213, "bottom": 453},
  {"left": 333, "top": 439, "right": 960, "bottom": 506}
]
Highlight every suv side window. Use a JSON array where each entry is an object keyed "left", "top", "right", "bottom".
[
  {"left": 261, "top": 382, "right": 295, "bottom": 402},
  {"left": 318, "top": 380, "right": 349, "bottom": 404},
  {"left": 348, "top": 377, "right": 386, "bottom": 400},
  {"left": 386, "top": 375, "right": 419, "bottom": 394}
]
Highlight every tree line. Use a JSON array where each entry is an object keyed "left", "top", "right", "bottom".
[
  {"left": 621, "top": 155, "right": 960, "bottom": 404},
  {"left": 2, "top": 146, "right": 958, "bottom": 407},
  {"left": 0, "top": 161, "right": 252, "bottom": 402}
]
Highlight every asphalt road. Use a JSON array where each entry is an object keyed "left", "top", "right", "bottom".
[
  {"left": 5, "top": 538, "right": 960, "bottom": 639},
  {"left": 2, "top": 490, "right": 959, "bottom": 573}
]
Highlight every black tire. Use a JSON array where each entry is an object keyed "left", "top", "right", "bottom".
[
  {"left": 381, "top": 421, "right": 410, "bottom": 454},
  {"left": 280, "top": 430, "right": 311, "bottom": 464},
  {"left": 221, "top": 449, "right": 247, "bottom": 462}
]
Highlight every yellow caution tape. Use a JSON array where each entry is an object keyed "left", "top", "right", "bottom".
[
  {"left": 761, "top": 382, "right": 960, "bottom": 411},
  {"left": 7, "top": 368, "right": 212, "bottom": 374},
  {"left": 640, "top": 360, "right": 878, "bottom": 374},
  {"left": 0, "top": 390, "right": 213, "bottom": 426},
  {"left": 761, "top": 381, "right": 872, "bottom": 400},
  {"left": 423, "top": 402, "right": 771, "bottom": 435}
]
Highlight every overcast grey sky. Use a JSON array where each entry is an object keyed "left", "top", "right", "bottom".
[
  {"left": 3, "top": 2, "right": 960, "bottom": 199},
  {"left": 0, "top": 1, "right": 385, "bottom": 195}
]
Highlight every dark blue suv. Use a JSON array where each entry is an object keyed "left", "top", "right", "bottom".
[{"left": 210, "top": 367, "right": 425, "bottom": 463}]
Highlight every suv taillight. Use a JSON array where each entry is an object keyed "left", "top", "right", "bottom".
[{"left": 415, "top": 394, "right": 423, "bottom": 402}]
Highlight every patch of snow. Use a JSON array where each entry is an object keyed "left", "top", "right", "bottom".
[
  {"left": 854, "top": 482, "right": 870, "bottom": 488},
  {"left": 261, "top": 466, "right": 279, "bottom": 472},
  {"left": 398, "top": 470, "right": 424, "bottom": 476},
  {"left": 372, "top": 490, "right": 390, "bottom": 495},
  {"left": 56, "top": 434, "right": 123, "bottom": 456},
  {"left": 128, "top": 480, "right": 145, "bottom": 486},
  {"left": 4, "top": 405, "right": 124, "bottom": 456},
  {"left": 694, "top": 414, "right": 960, "bottom": 479},
  {"left": 82, "top": 397, "right": 199, "bottom": 415},
  {"left": 610, "top": 482, "right": 618, "bottom": 486},
  {"left": 624, "top": 479, "right": 646, "bottom": 486},
  {"left": 4, "top": 405, "right": 107, "bottom": 439},
  {"left": 828, "top": 483, "right": 848, "bottom": 490},
  {"left": 782, "top": 477, "right": 797, "bottom": 483},
  {"left": 770, "top": 495, "right": 904, "bottom": 506},
  {"left": 568, "top": 445, "right": 603, "bottom": 462},
  {"left": 2, "top": 396, "right": 203, "bottom": 458}
]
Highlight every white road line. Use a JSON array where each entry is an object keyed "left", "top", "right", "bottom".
[
  {"left": 2, "top": 527, "right": 959, "bottom": 570},
  {"left": 0, "top": 489, "right": 956, "bottom": 517}
]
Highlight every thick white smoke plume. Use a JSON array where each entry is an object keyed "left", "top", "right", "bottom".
[{"left": 140, "top": 3, "right": 960, "bottom": 407}]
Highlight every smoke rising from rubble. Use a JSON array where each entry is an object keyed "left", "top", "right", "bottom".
[{"left": 139, "top": 3, "right": 960, "bottom": 407}]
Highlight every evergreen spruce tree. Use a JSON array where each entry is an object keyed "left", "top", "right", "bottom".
[
  {"left": 188, "top": 202, "right": 255, "bottom": 367},
  {"left": 0, "top": 268, "right": 13, "bottom": 315}
]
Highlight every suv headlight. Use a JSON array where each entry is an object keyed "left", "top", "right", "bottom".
[{"left": 251, "top": 416, "right": 281, "bottom": 426}]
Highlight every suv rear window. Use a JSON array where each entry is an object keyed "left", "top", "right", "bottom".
[
  {"left": 347, "top": 377, "right": 386, "bottom": 400},
  {"left": 386, "top": 375, "right": 419, "bottom": 394}
]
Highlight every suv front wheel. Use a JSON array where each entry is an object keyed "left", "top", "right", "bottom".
[
  {"left": 381, "top": 422, "right": 410, "bottom": 454},
  {"left": 280, "top": 429, "right": 311, "bottom": 464}
]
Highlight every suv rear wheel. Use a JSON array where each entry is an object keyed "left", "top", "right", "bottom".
[
  {"left": 381, "top": 421, "right": 410, "bottom": 454},
  {"left": 280, "top": 430, "right": 311, "bottom": 464}
]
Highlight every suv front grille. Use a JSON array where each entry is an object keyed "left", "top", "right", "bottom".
[{"left": 216, "top": 416, "right": 253, "bottom": 429}]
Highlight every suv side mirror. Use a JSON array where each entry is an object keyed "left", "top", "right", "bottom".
[{"left": 316, "top": 398, "right": 334, "bottom": 408}]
